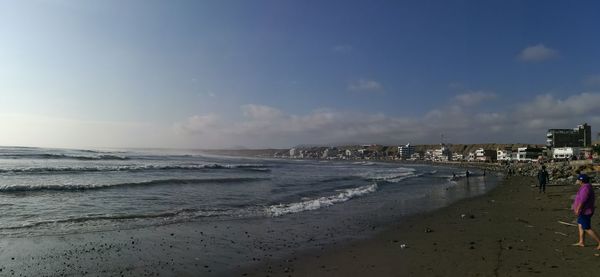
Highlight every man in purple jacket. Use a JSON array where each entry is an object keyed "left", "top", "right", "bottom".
[{"left": 572, "top": 174, "right": 600, "bottom": 249}]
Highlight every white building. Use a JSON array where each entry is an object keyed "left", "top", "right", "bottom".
[
  {"left": 432, "top": 145, "right": 451, "bottom": 161},
  {"left": 410, "top": 152, "right": 421, "bottom": 160},
  {"left": 552, "top": 147, "right": 579, "bottom": 160},
  {"left": 474, "top": 148, "right": 486, "bottom": 161},
  {"left": 497, "top": 148, "right": 513, "bottom": 161},
  {"left": 289, "top": 148, "right": 296, "bottom": 158},
  {"left": 516, "top": 147, "right": 544, "bottom": 162},
  {"left": 452, "top": 153, "right": 464, "bottom": 161}
]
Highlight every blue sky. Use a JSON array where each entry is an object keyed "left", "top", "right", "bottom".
[{"left": 1, "top": 0, "right": 600, "bottom": 149}]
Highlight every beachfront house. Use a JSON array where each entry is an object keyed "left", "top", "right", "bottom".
[
  {"left": 410, "top": 152, "right": 421, "bottom": 160},
  {"left": 552, "top": 147, "right": 578, "bottom": 160},
  {"left": 475, "top": 148, "right": 497, "bottom": 162},
  {"left": 467, "top": 152, "right": 475, "bottom": 161},
  {"left": 497, "top": 148, "right": 513, "bottom": 162},
  {"left": 432, "top": 145, "right": 451, "bottom": 162},
  {"left": 474, "top": 148, "right": 485, "bottom": 161},
  {"left": 452, "top": 153, "right": 464, "bottom": 161},
  {"left": 516, "top": 147, "right": 544, "bottom": 162}
]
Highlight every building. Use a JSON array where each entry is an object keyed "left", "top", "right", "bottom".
[
  {"left": 452, "top": 153, "right": 464, "bottom": 161},
  {"left": 516, "top": 147, "right": 544, "bottom": 162},
  {"left": 431, "top": 145, "right": 451, "bottom": 161},
  {"left": 397, "top": 143, "right": 415, "bottom": 159},
  {"left": 497, "top": 147, "right": 513, "bottom": 162},
  {"left": 410, "top": 152, "right": 421, "bottom": 160},
  {"left": 475, "top": 148, "right": 497, "bottom": 162},
  {"left": 552, "top": 147, "right": 578, "bottom": 160},
  {"left": 547, "top": 123, "right": 592, "bottom": 148}
]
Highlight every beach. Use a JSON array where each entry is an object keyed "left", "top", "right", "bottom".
[
  {"left": 0, "top": 147, "right": 505, "bottom": 276},
  {"left": 238, "top": 176, "right": 600, "bottom": 276},
  {"left": 1, "top": 176, "right": 590, "bottom": 276},
  {"left": 1, "top": 147, "right": 597, "bottom": 276}
]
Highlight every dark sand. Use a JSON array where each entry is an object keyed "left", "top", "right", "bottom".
[{"left": 238, "top": 176, "right": 600, "bottom": 276}]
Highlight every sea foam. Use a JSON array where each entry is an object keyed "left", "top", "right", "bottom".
[
  {"left": 0, "top": 164, "right": 270, "bottom": 174},
  {"left": 0, "top": 177, "right": 268, "bottom": 192},
  {"left": 266, "top": 183, "right": 378, "bottom": 217}
]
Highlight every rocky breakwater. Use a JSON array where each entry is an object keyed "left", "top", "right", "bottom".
[{"left": 512, "top": 162, "right": 599, "bottom": 185}]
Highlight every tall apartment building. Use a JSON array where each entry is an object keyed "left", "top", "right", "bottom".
[
  {"left": 398, "top": 143, "right": 415, "bottom": 159},
  {"left": 546, "top": 123, "right": 591, "bottom": 148}
]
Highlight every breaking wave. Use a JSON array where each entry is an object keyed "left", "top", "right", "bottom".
[
  {"left": 0, "top": 153, "right": 130, "bottom": 160},
  {"left": 360, "top": 167, "right": 417, "bottom": 183},
  {"left": 0, "top": 164, "right": 270, "bottom": 174},
  {"left": 0, "top": 177, "right": 268, "bottom": 192},
  {"left": 266, "top": 183, "right": 378, "bottom": 217}
]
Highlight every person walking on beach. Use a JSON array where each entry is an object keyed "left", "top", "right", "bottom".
[
  {"left": 537, "top": 165, "right": 549, "bottom": 193},
  {"left": 572, "top": 174, "right": 600, "bottom": 249}
]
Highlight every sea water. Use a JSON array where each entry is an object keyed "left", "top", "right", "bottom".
[{"left": 0, "top": 146, "right": 499, "bottom": 273}]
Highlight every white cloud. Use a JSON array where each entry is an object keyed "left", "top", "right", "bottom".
[
  {"left": 12, "top": 93, "right": 595, "bottom": 149},
  {"left": 454, "top": 91, "right": 497, "bottom": 106},
  {"left": 348, "top": 79, "right": 383, "bottom": 92},
  {"left": 175, "top": 92, "right": 600, "bottom": 148},
  {"left": 514, "top": 93, "right": 600, "bottom": 119},
  {"left": 517, "top": 44, "right": 559, "bottom": 62}
]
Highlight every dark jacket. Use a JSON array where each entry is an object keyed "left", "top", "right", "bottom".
[{"left": 537, "top": 169, "right": 549, "bottom": 184}]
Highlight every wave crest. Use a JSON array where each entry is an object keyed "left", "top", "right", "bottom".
[
  {"left": 0, "top": 164, "right": 270, "bottom": 174},
  {"left": 266, "top": 183, "right": 378, "bottom": 217},
  {"left": 0, "top": 177, "right": 268, "bottom": 192}
]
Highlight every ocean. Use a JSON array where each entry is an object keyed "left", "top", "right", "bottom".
[{"left": 0, "top": 146, "right": 500, "bottom": 274}]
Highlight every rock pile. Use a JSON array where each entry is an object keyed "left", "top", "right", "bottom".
[{"left": 510, "top": 162, "right": 598, "bottom": 185}]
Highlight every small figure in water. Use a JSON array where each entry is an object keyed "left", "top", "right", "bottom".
[{"left": 465, "top": 170, "right": 470, "bottom": 178}]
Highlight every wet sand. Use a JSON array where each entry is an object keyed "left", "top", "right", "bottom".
[{"left": 238, "top": 176, "right": 600, "bottom": 276}]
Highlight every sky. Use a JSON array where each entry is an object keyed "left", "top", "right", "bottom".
[{"left": 1, "top": 0, "right": 600, "bottom": 149}]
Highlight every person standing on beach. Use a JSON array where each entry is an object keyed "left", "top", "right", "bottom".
[
  {"left": 572, "top": 174, "right": 600, "bottom": 249},
  {"left": 537, "top": 165, "right": 549, "bottom": 193}
]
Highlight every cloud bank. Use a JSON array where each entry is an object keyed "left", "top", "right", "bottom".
[
  {"left": 3, "top": 93, "right": 598, "bottom": 149},
  {"left": 176, "top": 92, "right": 600, "bottom": 148}
]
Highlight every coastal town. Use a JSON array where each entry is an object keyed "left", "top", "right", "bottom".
[{"left": 275, "top": 123, "right": 599, "bottom": 164}]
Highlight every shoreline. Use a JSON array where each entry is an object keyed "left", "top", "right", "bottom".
[
  {"left": 0, "top": 161, "right": 500, "bottom": 276},
  {"left": 0, "top": 163, "right": 595, "bottom": 276},
  {"left": 236, "top": 176, "right": 600, "bottom": 276}
]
